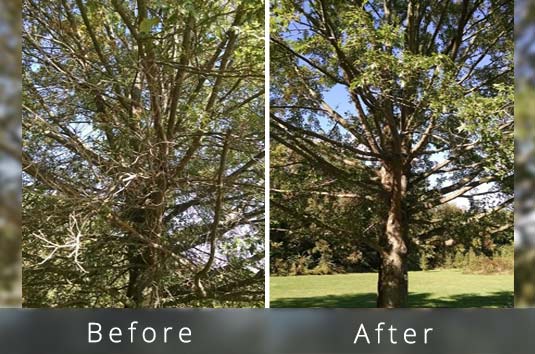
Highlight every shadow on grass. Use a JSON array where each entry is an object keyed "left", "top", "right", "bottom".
[{"left": 270, "top": 291, "right": 514, "bottom": 308}]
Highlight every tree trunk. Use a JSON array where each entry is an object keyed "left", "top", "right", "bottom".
[
  {"left": 126, "top": 244, "right": 159, "bottom": 308},
  {"left": 377, "top": 164, "right": 409, "bottom": 308},
  {"left": 377, "top": 239, "right": 408, "bottom": 308},
  {"left": 124, "top": 188, "right": 166, "bottom": 308}
]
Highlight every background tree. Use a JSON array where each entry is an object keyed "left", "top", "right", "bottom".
[
  {"left": 23, "top": 0, "right": 264, "bottom": 308},
  {"left": 271, "top": 0, "right": 513, "bottom": 307}
]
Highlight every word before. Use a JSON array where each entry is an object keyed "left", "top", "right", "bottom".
[
  {"left": 353, "top": 322, "right": 433, "bottom": 344},
  {"left": 88, "top": 321, "right": 192, "bottom": 344}
]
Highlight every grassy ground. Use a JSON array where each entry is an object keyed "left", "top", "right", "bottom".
[{"left": 270, "top": 269, "right": 513, "bottom": 308}]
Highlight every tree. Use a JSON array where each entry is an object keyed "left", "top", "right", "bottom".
[
  {"left": 271, "top": 0, "right": 513, "bottom": 307},
  {"left": 23, "top": 0, "right": 264, "bottom": 308}
]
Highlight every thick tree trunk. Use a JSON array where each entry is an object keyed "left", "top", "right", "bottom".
[
  {"left": 377, "top": 236, "right": 408, "bottom": 308},
  {"left": 377, "top": 163, "right": 409, "bottom": 308}
]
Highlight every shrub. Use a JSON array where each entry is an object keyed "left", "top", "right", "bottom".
[
  {"left": 289, "top": 255, "right": 313, "bottom": 276},
  {"left": 462, "top": 245, "right": 513, "bottom": 275},
  {"left": 419, "top": 252, "right": 430, "bottom": 271}
]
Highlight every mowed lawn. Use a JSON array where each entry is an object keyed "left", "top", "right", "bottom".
[{"left": 270, "top": 270, "right": 513, "bottom": 308}]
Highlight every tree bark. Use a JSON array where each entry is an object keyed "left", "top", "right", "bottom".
[
  {"left": 376, "top": 234, "right": 408, "bottom": 308},
  {"left": 125, "top": 233, "right": 162, "bottom": 308},
  {"left": 124, "top": 186, "right": 166, "bottom": 308},
  {"left": 377, "top": 163, "right": 409, "bottom": 308}
]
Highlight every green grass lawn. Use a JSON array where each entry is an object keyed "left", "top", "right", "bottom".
[{"left": 270, "top": 269, "right": 513, "bottom": 308}]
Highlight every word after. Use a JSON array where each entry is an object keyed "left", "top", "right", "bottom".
[{"left": 353, "top": 322, "right": 433, "bottom": 345}]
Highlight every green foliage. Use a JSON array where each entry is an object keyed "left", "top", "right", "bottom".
[{"left": 139, "top": 18, "right": 159, "bottom": 33}]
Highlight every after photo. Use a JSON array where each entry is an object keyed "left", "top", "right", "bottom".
[{"left": 270, "top": 0, "right": 513, "bottom": 308}]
